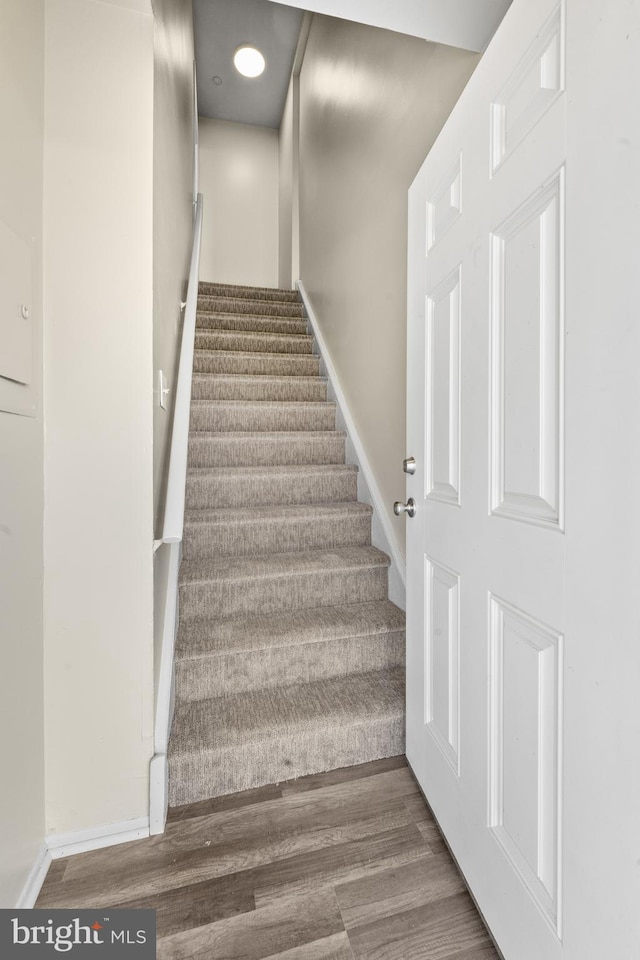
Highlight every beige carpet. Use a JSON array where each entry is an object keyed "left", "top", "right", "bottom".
[{"left": 168, "top": 282, "right": 406, "bottom": 806}]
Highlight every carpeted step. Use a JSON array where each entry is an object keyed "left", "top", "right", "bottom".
[
  {"left": 198, "top": 295, "right": 305, "bottom": 318},
  {"left": 195, "top": 329, "right": 313, "bottom": 356},
  {"left": 168, "top": 667, "right": 405, "bottom": 804},
  {"left": 193, "top": 349, "right": 320, "bottom": 377},
  {"left": 199, "top": 282, "right": 300, "bottom": 303},
  {"left": 185, "top": 463, "right": 357, "bottom": 509},
  {"left": 182, "top": 501, "right": 373, "bottom": 560},
  {"left": 167, "top": 278, "right": 406, "bottom": 809},
  {"left": 188, "top": 430, "right": 346, "bottom": 468},
  {"left": 196, "top": 312, "right": 308, "bottom": 336},
  {"left": 175, "top": 600, "right": 405, "bottom": 700},
  {"left": 190, "top": 374, "right": 328, "bottom": 403},
  {"left": 189, "top": 399, "right": 337, "bottom": 433},
  {"left": 178, "top": 546, "right": 390, "bottom": 622}
]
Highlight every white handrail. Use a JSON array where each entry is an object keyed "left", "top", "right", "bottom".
[
  {"left": 162, "top": 193, "right": 203, "bottom": 543},
  {"left": 192, "top": 60, "right": 199, "bottom": 206}
]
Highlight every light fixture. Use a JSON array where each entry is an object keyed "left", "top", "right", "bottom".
[{"left": 233, "top": 45, "right": 265, "bottom": 78}]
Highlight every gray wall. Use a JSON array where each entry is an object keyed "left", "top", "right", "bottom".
[
  {"left": 198, "top": 118, "right": 280, "bottom": 287},
  {"left": 297, "top": 15, "right": 479, "bottom": 554}
]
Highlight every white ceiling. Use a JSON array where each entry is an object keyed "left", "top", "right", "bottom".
[
  {"left": 194, "top": 0, "right": 304, "bottom": 128},
  {"left": 265, "top": 0, "right": 514, "bottom": 53}
]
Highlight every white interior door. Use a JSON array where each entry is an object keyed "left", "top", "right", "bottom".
[{"left": 405, "top": 1, "right": 640, "bottom": 958}]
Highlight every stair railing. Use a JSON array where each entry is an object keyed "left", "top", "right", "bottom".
[
  {"left": 162, "top": 192, "right": 203, "bottom": 543},
  {"left": 150, "top": 193, "right": 203, "bottom": 835}
]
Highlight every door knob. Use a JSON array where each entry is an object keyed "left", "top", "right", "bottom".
[
  {"left": 394, "top": 498, "right": 416, "bottom": 518},
  {"left": 403, "top": 456, "right": 417, "bottom": 475}
]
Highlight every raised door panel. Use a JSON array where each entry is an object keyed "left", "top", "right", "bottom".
[
  {"left": 489, "top": 595, "right": 563, "bottom": 933},
  {"left": 425, "top": 557, "right": 460, "bottom": 776},
  {"left": 491, "top": 4, "right": 565, "bottom": 174},
  {"left": 490, "top": 169, "right": 564, "bottom": 529},
  {"left": 426, "top": 267, "right": 461, "bottom": 506}
]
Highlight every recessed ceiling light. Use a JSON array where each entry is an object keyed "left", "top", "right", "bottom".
[{"left": 233, "top": 45, "right": 265, "bottom": 79}]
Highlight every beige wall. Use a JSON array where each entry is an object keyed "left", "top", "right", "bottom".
[
  {"left": 151, "top": 0, "right": 195, "bottom": 536},
  {"left": 278, "top": 81, "right": 294, "bottom": 289},
  {"left": 297, "top": 16, "right": 478, "bottom": 553},
  {"left": 43, "top": 0, "right": 155, "bottom": 836},
  {"left": 0, "top": 0, "right": 45, "bottom": 906},
  {"left": 199, "top": 118, "right": 279, "bottom": 287}
]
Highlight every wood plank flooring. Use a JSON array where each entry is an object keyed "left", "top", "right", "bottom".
[{"left": 37, "top": 756, "right": 500, "bottom": 960}]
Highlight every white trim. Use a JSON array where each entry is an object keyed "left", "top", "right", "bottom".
[
  {"left": 149, "top": 753, "right": 170, "bottom": 836},
  {"left": 149, "top": 540, "right": 181, "bottom": 835},
  {"left": 47, "top": 817, "right": 150, "bottom": 860},
  {"left": 15, "top": 844, "right": 51, "bottom": 908},
  {"left": 297, "top": 281, "right": 406, "bottom": 609}
]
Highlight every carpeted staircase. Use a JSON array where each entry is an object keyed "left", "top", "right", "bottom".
[{"left": 168, "top": 282, "right": 406, "bottom": 807}]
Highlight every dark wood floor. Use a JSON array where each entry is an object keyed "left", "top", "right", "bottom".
[{"left": 37, "top": 756, "right": 499, "bottom": 959}]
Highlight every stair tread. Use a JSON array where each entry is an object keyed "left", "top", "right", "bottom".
[
  {"left": 192, "top": 373, "right": 327, "bottom": 385},
  {"left": 199, "top": 281, "right": 299, "bottom": 298},
  {"left": 195, "top": 330, "right": 313, "bottom": 344},
  {"left": 176, "top": 599, "right": 404, "bottom": 660},
  {"left": 194, "top": 348, "right": 319, "bottom": 365},
  {"left": 187, "top": 461, "right": 355, "bottom": 475},
  {"left": 169, "top": 667, "right": 404, "bottom": 753},
  {"left": 184, "top": 501, "right": 372, "bottom": 525},
  {"left": 198, "top": 295, "right": 304, "bottom": 310},
  {"left": 190, "top": 399, "right": 335, "bottom": 410},
  {"left": 196, "top": 311, "right": 306, "bottom": 324},
  {"left": 179, "top": 545, "right": 390, "bottom": 585},
  {"left": 196, "top": 328, "right": 311, "bottom": 342},
  {"left": 189, "top": 429, "right": 345, "bottom": 439}
]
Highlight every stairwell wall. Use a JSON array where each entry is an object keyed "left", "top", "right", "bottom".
[
  {"left": 292, "top": 15, "right": 479, "bottom": 556},
  {"left": 0, "top": 0, "right": 46, "bottom": 908},
  {"left": 151, "top": 0, "right": 195, "bottom": 536},
  {"left": 43, "top": 0, "right": 155, "bottom": 837},
  {"left": 278, "top": 80, "right": 295, "bottom": 289},
  {"left": 198, "top": 118, "right": 279, "bottom": 288}
]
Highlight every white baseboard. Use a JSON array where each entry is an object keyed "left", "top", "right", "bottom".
[
  {"left": 149, "top": 540, "right": 181, "bottom": 837},
  {"left": 149, "top": 753, "right": 169, "bottom": 836},
  {"left": 297, "top": 280, "right": 406, "bottom": 609},
  {"left": 16, "top": 843, "right": 52, "bottom": 908},
  {"left": 47, "top": 817, "right": 150, "bottom": 860}
]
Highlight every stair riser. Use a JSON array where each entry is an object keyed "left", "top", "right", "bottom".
[
  {"left": 193, "top": 352, "right": 320, "bottom": 377},
  {"left": 198, "top": 296, "right": 305, "bottom": 318},
  {"left": 185, "top": 470, "right": 357, "bottom": 509},
  {"left": 175, "top": 631, "right": 404, "bottom": 700},
  {"left": 195, "top": 332, "right": 313, "bottom": 355},
  {"left": 179, "top": 565, "right": 388, "bottom": 621},
  {"left": 196, "top": 314, "right": 308, "bottom": 335},
  {"left": 182, "top": 513, "right": 372, "bottom": 560},
  {"left": 190, "top": 377, "right": 327, "bottom": 402},
  {"left": 189, "top": 404, "right": 336, "bottom": 433},
  {"left": 199, "top": 283, "right": 299, "bottom": 303},
  {"left": 188, "top": 434, "right": 345, "bottom": 468},
  {"left": 168, "top": 715, "right": 404, "bottom": 805}
]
